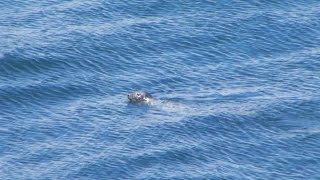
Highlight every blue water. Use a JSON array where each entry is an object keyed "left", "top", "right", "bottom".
[{"left": 1, "top": 0, "right": 320, "bottom": 179}]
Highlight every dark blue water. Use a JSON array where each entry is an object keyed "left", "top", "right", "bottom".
[{"left": 1, "top": 0, "right": 320, "bottom": 179}]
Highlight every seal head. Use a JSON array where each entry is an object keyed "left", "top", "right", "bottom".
[{"left": 128, "top": 91, "right": 153, "bottom": 103}]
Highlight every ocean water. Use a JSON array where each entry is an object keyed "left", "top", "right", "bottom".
[{"left": 1, "top": 0, "right": 320, "bottom": 179}]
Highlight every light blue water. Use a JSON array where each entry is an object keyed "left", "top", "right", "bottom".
[{"left": 1, "top": 0, "right": 320, "bottom": 179}]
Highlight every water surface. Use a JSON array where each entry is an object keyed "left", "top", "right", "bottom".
[{"left": 0, "top": 0, "right": 320, "bottom": 179}]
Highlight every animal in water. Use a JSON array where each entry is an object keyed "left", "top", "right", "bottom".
[{"left": 127, "top": 91, "right": 154, "bottom": 103}]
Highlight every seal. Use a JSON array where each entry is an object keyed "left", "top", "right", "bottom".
[{"left": 128, "top": 91, "right": 154, "bottom": 103}]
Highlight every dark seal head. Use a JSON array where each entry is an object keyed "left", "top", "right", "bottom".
[{"left": 128, "top": 91, "right": 153, "bottom": 103}]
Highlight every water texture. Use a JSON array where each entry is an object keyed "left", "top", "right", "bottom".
[{"left": 0, "top": 0, "right": 320, "bottom": 179}]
